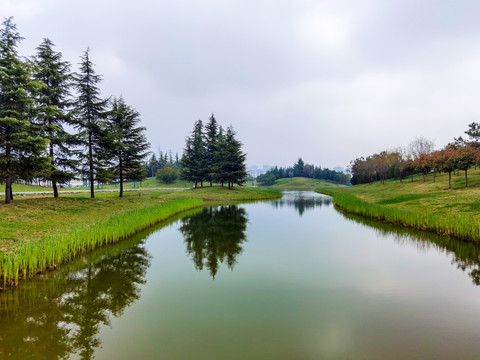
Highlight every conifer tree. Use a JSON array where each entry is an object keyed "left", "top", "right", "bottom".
[
  {"left": 213, "top": 126, "right": 227, "bottom": 187},
  {"left": 73, "top": 48, "right": 108, "bottom": 198},
  {"left": 204, "top": 113, "right": 218, "bottom": 186},
  {"left": 181, "top": 120, "right": 207, "bottom": 187},
  {"left": 33, "top": 38, "right": 77, "bottom": 197},
  {"left": 104, "top": 97, "right": 149, "bottom": 197},
  {"left": 215, "top": 126, "right": 247, "bottom": 188},
  {"left": 0, "top": 17, "right": 50, "bottom": 203}
]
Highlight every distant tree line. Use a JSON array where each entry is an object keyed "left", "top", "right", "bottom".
[
  {"left": 145, "top": 151, "right": 180, "bottom": 177},
  {"left": 181, "top": 114, "right": 247, "bottom": 188},
  {"left": 0, "top": 17, "right": 149, "bottom": 202},
  {"left": 350, "top": 125, "right": 480, "bottom": 189},
  {"left": 257, "top": 158, "right": 350, "bottom": 185}
]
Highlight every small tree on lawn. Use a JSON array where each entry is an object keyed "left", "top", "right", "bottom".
[
  {"left": 103, "top": 97, "right": 149, "bottom": 197},
  {"left": 455, "top": 145, "right": 476, "bottom": 187}
]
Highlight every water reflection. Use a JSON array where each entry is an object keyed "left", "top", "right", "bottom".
[
  {"left": 340, "top": 210, "right": 480, "bottom": 286},
  {"left": 179, "top": 206, "right": 248, "bottom": 279},
  {"left": 0, "top": 234, "right": 151, "bottom": 360},
  {"left": 271, "top": 191, "right": 333, "bottom": 216}
]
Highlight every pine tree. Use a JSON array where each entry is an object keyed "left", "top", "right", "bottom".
[
  {"left": 213, "top": 126, "right": 227, "bottom": 187},
  {"left": 181, "top": 120, "right": 207, "bottom": 187},
  {"left": 104, "top": 97, "right": 149, "bottom": 197},
  {"left": 215, "top": 126, "right": 247, "bottom": 188},
  {"left": 204, "top": 113, "right": 218, "bottom": 186},
  {"left": 0, "top": 17, "right": 50, "bottom": 203},
  {"left": 32, "top": 38, "right": 77, "bottom": 197},
  {"left": 73, "top": 48, "right": 108, "bottom": 198}
]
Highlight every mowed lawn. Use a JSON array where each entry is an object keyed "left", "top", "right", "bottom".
[
  {"left": 268, "top": 177, "right": 345, "bottom": 190},
  {"left": 0, "top": 185, "right": 280, "bottom": 253},
  {"left": 318, "top": 168, "right": 480, "bottom": 221}
]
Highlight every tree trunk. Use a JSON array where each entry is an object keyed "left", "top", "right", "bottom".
[
  {"left": 194, "top": 181, "right": 197, "bottom": 188},
  {"left": 5, "top": 177, "right": 12, "bottom": 204},
  {"left": 49, "top": 130, "right": 59, "bottom": 198},
  {"left": 449, "top": 171, "right": 452, "bottom": 189},
  {"left": 53, "top": 180, "right": 59, "bottom": 198},
  {"left": 201, "top": 180, "right": 203, "bottom": 188},
  {"left": 465, "top": 169, "right": 468, "bottom": 187},
  {"left": 119, "top": 157, "right": 124, "bottom": 198},
  {"left": 210, "top": 179, "right": 212, "bottom": 187},
  {"left": 88, "top": 130, "right": 95, "bottom": 198},
  {"left": 433, "top": 171, "right": 436, "bottom": 183}
]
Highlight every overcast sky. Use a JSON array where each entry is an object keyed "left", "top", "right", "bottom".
[{"left": 3, "top": 0, "right": 480, "bottom": 169}]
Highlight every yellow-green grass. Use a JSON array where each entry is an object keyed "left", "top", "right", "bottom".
[
  {"left": 149, "top": 185, "right": 281, "bottom": 201},
  {"left": 316, "top": 168, "right": 480, "bottom": 243},
  {"left": 0, "top": 198, "right": 203, "bottom": 288},
  {"left": 0, "top": 186, "right": 281, "bottom": 289},
  {"left": 269, "top": 177, "right": 346, "bottom": 190}
]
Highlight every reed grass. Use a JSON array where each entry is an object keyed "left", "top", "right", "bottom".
[
  {"left": 0, "top": 198, "right": 203, "bottom": 289},
  {"left": 316, "top": 189, "right": 480, "bottom": 243}
]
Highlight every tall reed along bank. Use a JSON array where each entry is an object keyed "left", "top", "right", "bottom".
[
  {"left": 0, "top": 186, "right": 281, "bottom": 290},
  {"left": 316, "top": 173, "right": 480, "bottom": 244},
  {"left": 0, "top": 198, "right": 203, "bottom": 289}
]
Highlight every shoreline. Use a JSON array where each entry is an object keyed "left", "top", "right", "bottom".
[
  {"left": 316, "top": 188, "right": 480, "bottom": 244},
  {"left": 0, "top": 187, "right": 281, "bottom": 290}
]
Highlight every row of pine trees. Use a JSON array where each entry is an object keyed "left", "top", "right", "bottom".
[
  {"left": 181, "top": 115, "right": 247, "bottom": 188},
  {"left": 0, "top": 18, "right": 149, "bottom": 203}
]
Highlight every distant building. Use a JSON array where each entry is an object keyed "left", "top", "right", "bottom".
[
  {"left": 247, "top": 165, "right": 273, "bottom": 178},
  {"left": 333, "top": 166, "right": 348, "bottom": 174}
]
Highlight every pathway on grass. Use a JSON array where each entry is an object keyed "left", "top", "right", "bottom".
[{"left": 0, "top": 187, "right": 190, "bottom": 196}]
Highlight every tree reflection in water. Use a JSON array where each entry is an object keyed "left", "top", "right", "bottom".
[
  {"left": 0, "top": 235, "right": 151, "bottom": 360},
  {"left": 179, "top": 205, "right": 248, "bottom": 279},
  {"left": 270, "top": 191, "right": 332, "bottom": 216},
  {"left": 341, "top": 210, "right": 480, "bottom": 286}
]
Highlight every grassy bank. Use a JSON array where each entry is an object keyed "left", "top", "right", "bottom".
[
  {"left": 316, "top": 168, "right": 480, "bottom": 243},
  {"left": 0, "top": 186, "right": 281, "bottom": 289},
  {"left": 266, "top": 177, "right": 344, "bottom": 190}
]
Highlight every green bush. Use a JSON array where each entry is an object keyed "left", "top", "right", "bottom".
[{"left": 156, "top": 166, "right": 180, "bottom": 184}]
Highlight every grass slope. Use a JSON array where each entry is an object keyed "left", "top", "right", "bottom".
[
  {"left": 316, "top": 168, "right": 480, "bottom": 242},
  {"left": 268, "top": 177, "right": 344, "bottom": 190}
]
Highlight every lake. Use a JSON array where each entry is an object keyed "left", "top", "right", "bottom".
[{"left": 2, "top": 191, "right": 480, "bottom": 359}]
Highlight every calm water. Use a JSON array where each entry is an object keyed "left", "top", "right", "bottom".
[{"left": 2, "top": 191, "right": 480, "bottom": 359}]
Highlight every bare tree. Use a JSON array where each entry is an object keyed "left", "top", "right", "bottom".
[{"left": 408, "top": 136, "right": 435, "bottom": 160}]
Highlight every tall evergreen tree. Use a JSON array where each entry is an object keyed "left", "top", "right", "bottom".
[
  {"left": 0, "top": 17, "right": 50, "bottom": 203},
  {"left": 104, "top": 97, "right": 149, "bottom": 197},
  {"left": 204, "top": 113, "right": 218, "bottom": 186},
  {"left": 32, "top": 38, "right": 77, "bottom": 197},
  {"left": 214, "top": 126, "right": 247, "bottom": 188},
  {"left": 181, "top": 120, "right": 207, "bottom": 187},
  {"left": 73, "top": 48, "right": 108, "bottom": 198},
  {"left": 223, "top": 126, "right": 247, "bottom": 188},
  {"left": 213, "top": 126, "right": 227, "bottom": 187}
]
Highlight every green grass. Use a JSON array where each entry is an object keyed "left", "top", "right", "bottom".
[
  {"left": 0, "top": 198, "right": 203, "bottom": 288},
  {"left": 149, "top": 185, "right": 282, "bottom": 201},
  {"left": 316, "top": 168, "right": 480, "bottom": 243},
  {"left": 0, "top": 185, "right": 281, "bottom": 289},
  {"left": 267, "top": 177, "right": 345, "bottom": 190}
]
